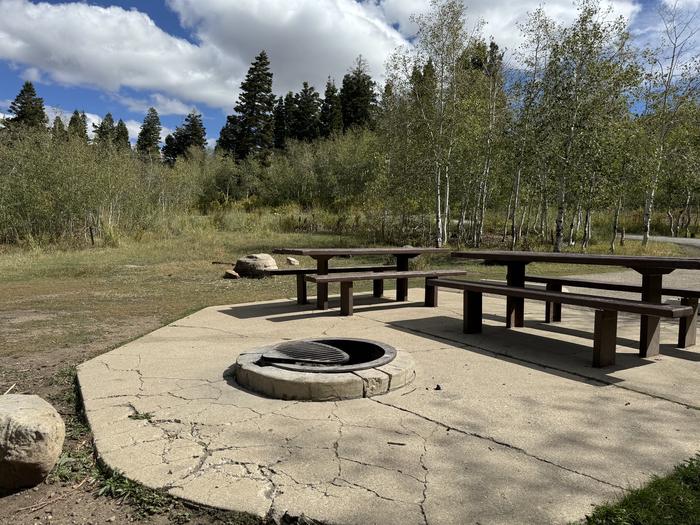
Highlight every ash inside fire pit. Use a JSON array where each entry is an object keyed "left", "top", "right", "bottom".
[{"left": 231, "top": 338, "right": 414, "bottom": 401}]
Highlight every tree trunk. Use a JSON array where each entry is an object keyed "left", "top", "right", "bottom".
[
  {"left": 581, "top": 208, "right": 591, "bottom": 250},
  {"left": 510, "top": 167, "right": 522, "bottom": 250},
  {"left": 434, "top": 163, "right": 443, "bottom": 248},
  {"left": 610, "top": 197, "right": 622, "bottom": 253},
  {"left": 554, "top": 182, "right": 566, "bottom": 252},
  {"left": 502, "top": 191, "right": 513, "bottom": 243},
  {"left": 667, "top": 209, "right": 676, "bottom": 237}
]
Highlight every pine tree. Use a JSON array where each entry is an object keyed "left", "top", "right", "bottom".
[
  {"left": 93, "top": 113, "right": 116, "bottom": 147},
  {"left": 216, "top": 115, "right": 239, "bottom": 155},
  {"left": 67, "top": 110, "right": 88, "bottom": 143},
  {"left": 273, "top": 97, "right": 287, "bottom": 149},
  {"left": 51, "top": 116, "right": 67, "bottom": 142},
  {"left": 114, "top": 119, "right": 131, "bottom": 151},
  {"left": 177, "top": 111, "right": 207, "bottom": 153},
  {"left": 320, "top": 78, "right": 343, "bottom": 137},
  {"left": 136, "top": 107, "right": 162, "bottom": 159},
  {"left": 162, "top": 111, "right": 207, "bottom": 164},
  {"left": 340, "top": 56, "right": 377, "bottom": 131},
  {"left": 292, "top": 82, "right": 321, "bottom": 142},
  {"left": 7, "top": 81, "right": 47, "bottom": 129},
  {"left": 162, "top": 134, "right": 178, "bottom": 166},
  {"left": 218, "top": 50, "right": 275, "bottom": 160}
]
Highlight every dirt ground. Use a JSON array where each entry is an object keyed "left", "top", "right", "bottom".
[{"left": 0, "top": 234, "right": 693, "bottom": 524}]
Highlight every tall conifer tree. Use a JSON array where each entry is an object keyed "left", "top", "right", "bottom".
[
  {"left": 136, "top": 107, "right": 162, "bottom": 159},
  {"left": 67, "top": 111, "right": 88, "bottom": 143},
  {"left": 292, "top": 82, "right": 321, "bottom": 141},
  {"left": 7, "top": 81, "right": 47, "bottom": 129},
  {"left": 51, "top": 116, "right": 67, "bottom": 142},
  {"left": 114, "top": 119, "right": 131, "bottom": 151},
  {"left": 320, "top": 78, "right": 343, "bottom": 137},
  {"left": 340, "top": 56, "right": 377, "bottom": 130},
  {"left": 218, "top": 50, "right": 275, "bottom": 160},
  {"left": 162, "top": 111, "right": 206, "bottom": 164},
  {"left": 93, "top": 113, "right": 116, "bottom": 147}
]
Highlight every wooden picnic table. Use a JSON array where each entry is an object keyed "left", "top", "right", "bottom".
[
  {"left": 451, "top": 250, "right": 700, "bottom": 357},
  {"left": 273, "top": 247, "right": 449, "bottom": 309}
]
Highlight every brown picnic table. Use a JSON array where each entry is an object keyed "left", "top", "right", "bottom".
[
  {"left": 451, "top": 250, "right": 700, "bottom": 358},
  {"left": 272, "top": 247, "right": 450, "bottom": 309}
]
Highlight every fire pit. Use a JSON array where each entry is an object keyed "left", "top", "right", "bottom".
[{"left": 230, "top": 338, "right": 415, "bottom": 401}]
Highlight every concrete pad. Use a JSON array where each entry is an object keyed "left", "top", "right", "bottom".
[{"left": 78, "top": 283, "right": 700, "bottom": 525}]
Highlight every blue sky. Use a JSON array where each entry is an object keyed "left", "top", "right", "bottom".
[{"left": 0, "top": 0, "right": 695, "bottom": 143}]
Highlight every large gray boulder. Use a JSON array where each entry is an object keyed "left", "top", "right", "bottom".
[
  {"left": 0, "top": 395, "right": 65, "bottom": 491},
  {"left": 234, "top": 253, "right": 278, "bottom": 278}
]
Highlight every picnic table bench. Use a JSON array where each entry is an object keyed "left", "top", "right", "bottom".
[
  {"left": 273, "top": 247, "right": 450, "bottom": 309},
  {"left": 307, "top": 269, "right": 467, "bottom": 316},
  {"left": 525, "top": 275, "right": 700, "bottom": 348},
  {"left": 264, "top": 265, "right": 397, "bottom": 305},
  {"left": 427, "top": 278, "right": 694, "bottom": 367},
  {"left": 451, "top": 251, "right": 700, "bottom": 358}
]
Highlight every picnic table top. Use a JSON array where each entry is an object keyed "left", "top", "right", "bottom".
[
  {"left": 451, "top": 250, "right": 700, "bottom": 271},
  {"left": 273, "top": 247, "right": 450, "bottom": 257}
]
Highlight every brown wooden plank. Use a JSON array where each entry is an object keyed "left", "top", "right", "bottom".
[
  {"left": 526, "top": 276, "right": 700, "bottom": 298},
  {"left": 265, "top": 265, "right": 397, "bottom": 276},
  {"left": 307, "top": 270, "right": 467, "bottom": 284},
  {"left": 451, "top": 250, "right": 700, "bottom": 271},
  {"left": 274, "top": 247, "right": 450, "bottom": 257},
  {"left": 427, "top": 278, "right": 693, "bottom": 318}
]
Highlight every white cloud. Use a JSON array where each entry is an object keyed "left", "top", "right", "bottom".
[
  {"left": 114, "top": 93, "right": 194, "bottom": 116},
  {"left": 370, "top": 0, "right": 642, "bottom": 54},
  {"left": 0, "top": 0, "right": 237, "bottom": 108},
  {"left": 0, "top": 0, "right": 406, "bottom": 111},
  {"left": 166, "top": 0, "right": 406, "bottom": 93},
  {"left": 0, "top": 0, "right": 673, "bottom": 120}
]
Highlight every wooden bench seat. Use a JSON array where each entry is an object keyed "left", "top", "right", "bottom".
[
  {"left": 525, "top": 275, "right": 700, "bottom": 348},
  {"left": 306, "top": 269, "right": 467, "bottom": 316},
  {"left": 264, "top": 265, "right": 397, "bottom": 305},
  {"left": 427, "top": 278, "right": 694, "bottom": 367}
]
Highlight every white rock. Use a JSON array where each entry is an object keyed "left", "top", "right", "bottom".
[
  {"left": 234, "top": 253, "right": 278, "bottom": 278},
  {"left": 286, "top": 257, "right": 300, "bottom": 266},
  {"left": 0, "top": 395, "right": 65, "bottom": 491}
]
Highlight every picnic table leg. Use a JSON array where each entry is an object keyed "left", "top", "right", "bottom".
[
  {"left": 425, "top": 278, "right": 438, "bottom": 307},
  {"left": 296, "top": 274, "right": 308, "bottom": 305},
  {"left": 315, "top": 257, "right": 330, "bottom": 310},
  {"left": 396, "top": 255, "right": 410, "bottom": 302},
  {"left": 593, "top": 309, "right": 617, "bottom": 367},
  {"left": 639, "top": 272, "right": 663, "bottom": 357},
  {"left": 506, "top": 262, "right": 526, "bottom": 328},
  {"left": 544, "top": 282, "right": 562, "bottom": 323},
  {"left": 373, "top": 279, "right": 384, "bottom": 298},
  {"left": 678, "top": 297, "right": 698, "bottom": 348},
  {"left": 340, "top": 282, "right": 353, "bottom": 316},
  {"left": 464, "top": 291, "right": 483, "bottom": 334}
]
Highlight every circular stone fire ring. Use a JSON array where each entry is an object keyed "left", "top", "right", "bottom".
[{"left": 230, "top": 338, "right": 415, "bottom": 401}]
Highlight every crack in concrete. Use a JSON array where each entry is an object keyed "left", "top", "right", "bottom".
[{"left": 372, "top": 398, "right": 625, "bottom": 491}]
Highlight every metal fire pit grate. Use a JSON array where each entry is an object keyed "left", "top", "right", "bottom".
[
  {"left": 256, "top": 338, "right": 397, "bottom": 373},
  {"left": 260, "top": 340, "right": 350, "bottom": 366}
]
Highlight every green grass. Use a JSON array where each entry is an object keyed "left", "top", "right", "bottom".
[{"left": 583, "top": 455, "right": 700, "bottom": 525}]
